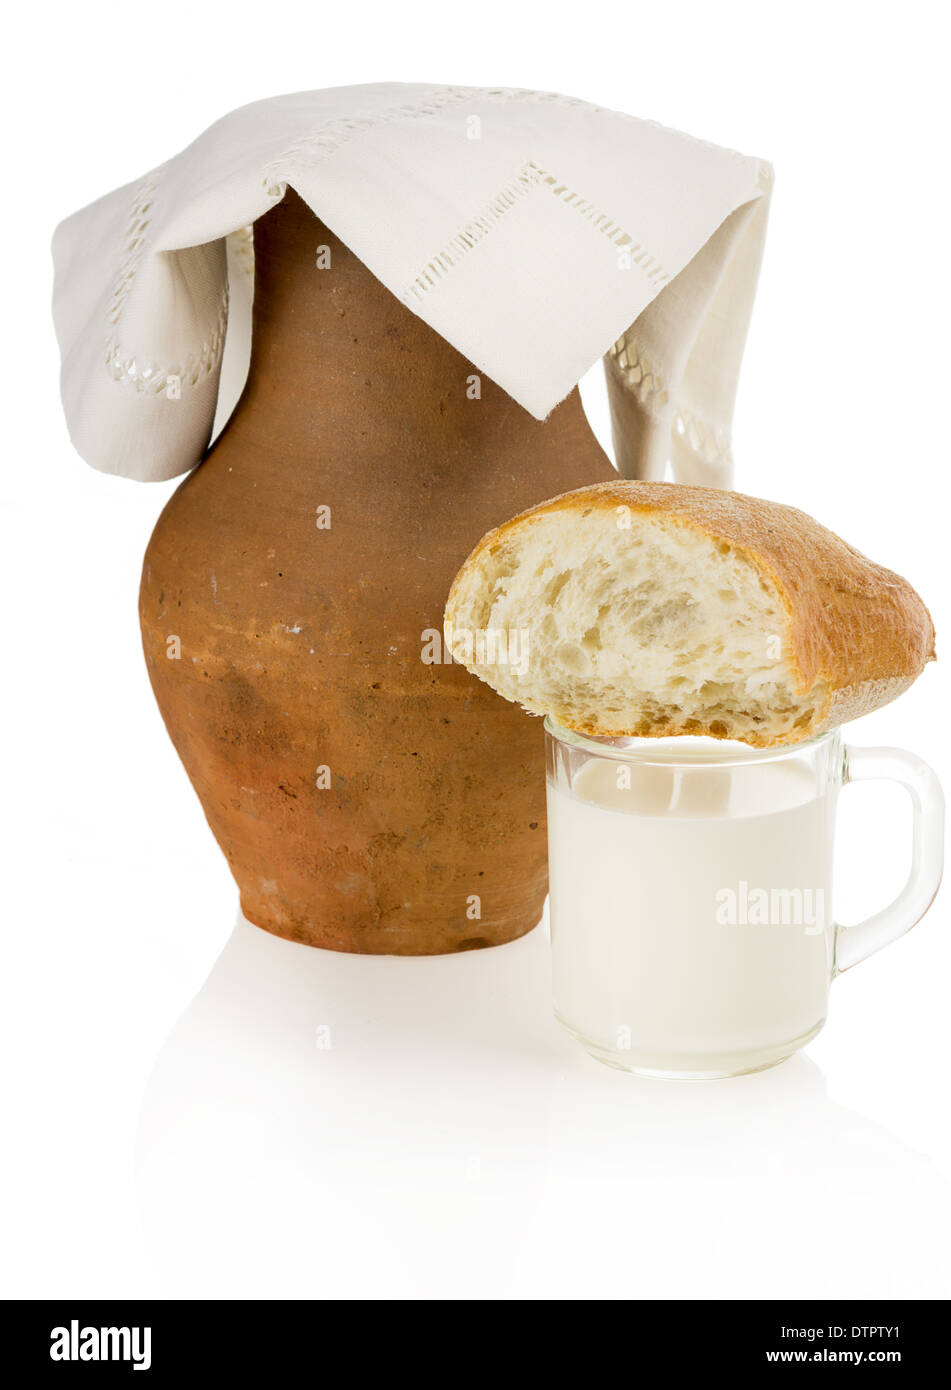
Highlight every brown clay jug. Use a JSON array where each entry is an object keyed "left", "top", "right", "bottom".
[{"left": 139, "top": 190, "right": 614, "bottom": 953}]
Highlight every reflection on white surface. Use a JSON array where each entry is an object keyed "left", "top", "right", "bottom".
[{"left": 137, "top": 911, "right": 949, "bottom": 1299}]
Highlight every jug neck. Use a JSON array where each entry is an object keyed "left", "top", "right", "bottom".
[{"left": 242, "top": 189, "right": 590, "bottom": 445}]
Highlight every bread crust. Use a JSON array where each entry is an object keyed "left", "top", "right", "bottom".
[{"left": 445, "top": 480, "right": 936, "bottom": 746}]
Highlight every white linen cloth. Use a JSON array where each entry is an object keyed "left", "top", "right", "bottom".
[{"left": 52, "top": 83, "right": 772, "bottom": 486}]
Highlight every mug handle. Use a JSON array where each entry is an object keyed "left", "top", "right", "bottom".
[{"left": 835, "top": 745, "right": 945, "bottom": 973}]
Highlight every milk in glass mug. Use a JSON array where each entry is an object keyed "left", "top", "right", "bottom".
[{"left": 545, "top": 720, "right": 944, "bottom": 1078}]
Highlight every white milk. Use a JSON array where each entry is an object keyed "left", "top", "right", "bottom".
[{"left": 547, "top": 755, "right": 837, "bottom": 1075}]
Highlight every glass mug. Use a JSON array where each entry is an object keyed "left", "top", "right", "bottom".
[{"left": 545, "top": 719, "right": 944, "bottom": 1079}]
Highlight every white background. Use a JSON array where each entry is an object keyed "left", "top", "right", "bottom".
[{"left": 3, "top": 1, "right": 949, "bottom": 1299}]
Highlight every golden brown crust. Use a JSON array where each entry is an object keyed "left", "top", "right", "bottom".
[{"left": 446, "top": 479, "right": 936, "bottom": 745}]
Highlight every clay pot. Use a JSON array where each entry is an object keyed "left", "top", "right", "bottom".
[{"left": 139, "top": 190, "right": 614, "bottom": 953}]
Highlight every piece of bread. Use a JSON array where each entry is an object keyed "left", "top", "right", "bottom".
[{"left": 444, "top": 480, "right": 935, "bottom": 747}]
